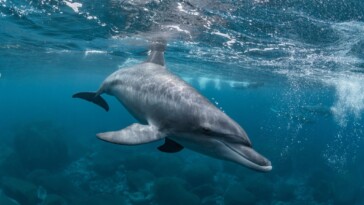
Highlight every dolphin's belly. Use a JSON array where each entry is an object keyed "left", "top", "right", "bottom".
[{"left": 105, "top": 63, "right": 216, "bottom": 130}]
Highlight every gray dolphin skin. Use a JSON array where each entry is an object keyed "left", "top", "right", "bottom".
[{"left": 73, "top": 40, "right": 272, "bottom": 172}]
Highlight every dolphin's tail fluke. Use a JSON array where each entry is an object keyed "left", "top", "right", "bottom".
[{"left": 73, "top": 92, "right": 109, "bottom": 111}]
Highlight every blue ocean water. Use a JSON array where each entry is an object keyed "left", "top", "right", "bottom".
[{"left": 1, "top": 0, "right": 364, "bottom": 204}]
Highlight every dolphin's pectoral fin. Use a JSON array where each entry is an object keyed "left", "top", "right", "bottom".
[
  {"left": 158, "top": 138, "right": 184, "bottom": 153},
  {"left": 96, "top": 123, "right": 164, "bottom": 145},
  {"left": 73, "top": 92, "right": 109, "bottom": 111}
]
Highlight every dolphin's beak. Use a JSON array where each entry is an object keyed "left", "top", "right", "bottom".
[{"left": 226, "top": 143, "right": 272, "bottom": 172}]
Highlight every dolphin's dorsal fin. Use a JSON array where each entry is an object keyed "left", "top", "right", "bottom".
[
  {"left": 146, "top": 51, "right": 165, "bottom": 66},
  {"left": 146, "top": 40, "right": 166, "bottom": 66}
]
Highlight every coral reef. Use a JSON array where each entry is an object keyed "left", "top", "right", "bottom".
[
  {"left": 42, "top": 194, "right": 67, "bottom": 205},
  {"left": 332, "top": 173, "right": 360, "bottom": 205},
  {"left": 153, "top": 177, "right": 201, "bottom": 205},
  {"left": 182, "top": 164, "right": 214, "bottom": 187},
  {"left": 151, "top": 155, "right": 184, "bottom": 177},
  {"left": 1, "top": 177, "right": 40, "bottom": 205},
  {"left": 244, "top": 174, "right": 274, "bottom": 201},
  {"left": 224, "top": 182, "right": 256, "bottom": 205},
  {"left": 123, "top": 154, "right": 159, "bottom": 171},
  {"left": 13, "top": 121, "right": 69, "bottom": 172},
  {"left": 70, "top": 195, "right": 128, "bottom": 205},
  {"left": 307, "top": 171, "right": 334, "bottom": 203},
  {"left": 126, "top": 169, "right": 155, "bottom": 192},
  {"left": 274, "top": 180, "right": 296, "bottom": 202},
  {"left": 0, "top": 190, "right": 20, "bottom": 205},
  {"left": 0, "top": 121, "right": 363, "bottom": 205}
]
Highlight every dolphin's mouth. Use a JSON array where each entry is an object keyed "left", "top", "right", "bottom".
[{"left": 224, "top": 142, "right": 272, "bottom": 172}]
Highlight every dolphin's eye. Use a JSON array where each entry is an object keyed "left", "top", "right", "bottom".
[{"left": 202, "top": 127, "right": 213, "bottom": 136}]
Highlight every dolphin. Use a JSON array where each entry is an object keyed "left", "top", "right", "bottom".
[{"left": 73, "top": 40, "right": 272, "bottom": 172}]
